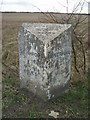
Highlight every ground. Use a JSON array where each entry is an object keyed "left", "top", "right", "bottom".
[{"left": 2, "top": 12, "right": 88, "bottom": 118}]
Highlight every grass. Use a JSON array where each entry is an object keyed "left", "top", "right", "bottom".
[
  {"left": 2, "top": 75, "right": 28, "bottom": 108},
  {"left": 29, "top": 104, "right": 36, "bottom": 118},
  {"left": 2, "top": 73, "right": 88, "bottom": 118},
  {"left": 65, "top": 80, "right": 88, "bottom": 117},
  {"left": 3, "top": 75, "right": 17, "bottom": 86}
]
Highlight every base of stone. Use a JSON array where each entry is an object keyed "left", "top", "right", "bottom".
[{"left": 20, "top": 80, "right": 69, "bottom": 101}]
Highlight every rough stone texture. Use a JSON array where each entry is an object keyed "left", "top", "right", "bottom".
[{"left": 18, "top": 23, "right": 72, "bottom": 100}]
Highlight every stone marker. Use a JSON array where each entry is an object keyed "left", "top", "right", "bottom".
[{"left": 18, "top": 23, "right": 72, "bottom": 100}]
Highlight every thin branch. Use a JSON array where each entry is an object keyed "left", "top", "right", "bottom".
[
  {"left": 72, "top": 38, "right": 80, "bottom": 73},
  {"left": 73, "top": 30, "right": 86, "bottom": 73}
]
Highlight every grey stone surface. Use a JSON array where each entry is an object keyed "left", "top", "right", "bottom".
[{"left": 18, "top": 23, "right": 72, "bottom": 100}]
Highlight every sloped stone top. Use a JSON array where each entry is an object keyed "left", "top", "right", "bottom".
[{"left": 21, "top": 23, "right": 71, "bottom": 43}]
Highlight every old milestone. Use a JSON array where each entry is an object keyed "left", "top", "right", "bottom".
[{"left": 18, "top": 23, "right": 72, "bottom": 100}]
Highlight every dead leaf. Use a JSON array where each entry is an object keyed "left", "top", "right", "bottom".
[{"left": 49, "top": 110, "right": 59, "bottom": 118}]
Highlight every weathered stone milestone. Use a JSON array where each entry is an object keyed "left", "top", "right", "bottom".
[{"left": 18, "top": 23, "right": 72, "bottom": 100}]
